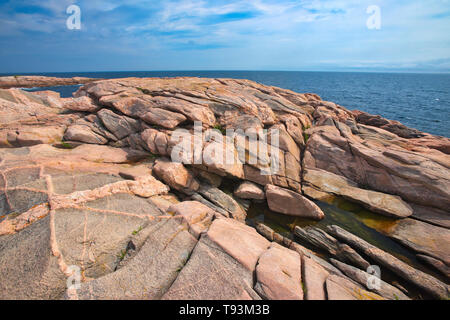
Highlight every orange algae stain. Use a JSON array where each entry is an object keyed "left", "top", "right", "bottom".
[
  {"left": 355, "top": 209, "right": 398, "bottom": 234},
  {"left": 332, "top": 197, "right": 398, "bottom": 234}
]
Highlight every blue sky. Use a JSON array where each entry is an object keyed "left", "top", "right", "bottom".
[{"left": 0, "top": 0, "right": 449, "bottom": 73}]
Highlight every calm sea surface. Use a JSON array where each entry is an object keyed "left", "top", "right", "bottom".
[{"left": 4, "top": 71, "right": 449, "bottom": 137}]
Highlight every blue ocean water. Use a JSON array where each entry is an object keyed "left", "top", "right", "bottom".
[{"left": 6, "top": 71, "right": 449, "bottom": 137}]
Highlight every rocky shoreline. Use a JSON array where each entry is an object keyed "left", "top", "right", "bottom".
[
  {"left": 0, "top": 75, "right": 100, "bottom": 89},
  {"left": 0, "top": 76, "right": 448, "bottom": 300}
]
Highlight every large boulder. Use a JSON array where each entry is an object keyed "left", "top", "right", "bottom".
[
  {"left": 265, "top": 184, "right": 325, "bottom": 220},
  {"left": 234, "top": 181, "right": 265, "bottom": 200},
  {"left": 141, "top": 108, "right": 187, "bottom": 129},
  {"left": 152, "top": 158, "right": 200, "bottom": 195}
]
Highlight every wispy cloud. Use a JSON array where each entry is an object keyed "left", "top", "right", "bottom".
[{"left": 0, "top": 0, "right": 449, "bottom": 72}]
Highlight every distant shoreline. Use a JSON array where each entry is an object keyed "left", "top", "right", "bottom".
[
  {"left": 2, "top": 70, "right": 450, "bottom": 76},
  {"left": 1, "top": 73, "right": 447, "bottom": 138}
]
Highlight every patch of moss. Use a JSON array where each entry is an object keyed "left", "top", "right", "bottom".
[
  {"left": 147, "top": 152, "right": 158, "bottom": 161},
  {"left": 132, "top": 226, "right": 143, "bottom": 235},
  {"left": 303, "top": 132, "right": 310, "bottom": 143},
  {"left": 60, "top": 141, "right": 74, "bottom": 149},
  {"left": 117, "top": 249, "right": 127, "bottom": 261},
  {"left": 301, "top": 281, "right": 307, "bottom": 295},
  {"left": 136, "top": 87, "right": 151, "bottom": 95},
  {"left": 213, "top": 124, "right": 226, "bottom": 135}
]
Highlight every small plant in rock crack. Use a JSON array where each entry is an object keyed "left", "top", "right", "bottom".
[
  {"left": 132, "top": 226, "right": 143, "bottom": 235},
  {"left": 147, "top": 153, "right": 158, "bottom": 160},
  {"left": 118, "top": 249, "right": 127, "bottom": 261},
  {"left": 303, "top": 133, "right": 310, "bottom": 143},
  {"left": 136, "top": 87, "right": 151, "bottom": 95},
  {"left": 301, "top": 281, "right": 307, "bottom": 295},
  {"left": 60, "top": 141, "right": 74, "bottom": 149},
  {"left": 303, "top": 124, "right": 312, "bottom": 142},
  {"left": 213, "top": 124, "right": 226, "bottom": 135}
]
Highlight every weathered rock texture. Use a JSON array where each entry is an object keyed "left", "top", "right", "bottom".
[
  {"left": 0, "top": 76, "right": 449, "bottom": 300},
  {"left": 0, "top": 75, "right": 100, "bottom": 89}
]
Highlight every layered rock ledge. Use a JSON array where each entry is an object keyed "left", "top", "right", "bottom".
[
  {"left": 0, "top": 75, "right": 100, "bottom": 89},
  {"left": 0, "top": 76, "right": 449, "bottom": 300}
]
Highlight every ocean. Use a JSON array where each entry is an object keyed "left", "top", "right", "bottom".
[{"left": 5, "top": 71, "right": 449, "bottom": 138}]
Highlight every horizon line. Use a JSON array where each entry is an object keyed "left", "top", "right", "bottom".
[{"left": 2, "top": 69, "right": 450, "bottom": 76}]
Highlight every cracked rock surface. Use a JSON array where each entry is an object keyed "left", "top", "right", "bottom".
[{"left": 0, "top": 77, "right": 449, "bottom": 300}]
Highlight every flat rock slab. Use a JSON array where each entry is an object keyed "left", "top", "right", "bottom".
[
  {"left": 255, "top": 243, "right": 303, "bottom": 300},
  {"left": 205, "top": 218, "right": 270, "bottom": 272},
  {"left": 303, "top": 168, "right": 413, "bottom": 218},
  {"left": 73, "top": 219, "right": 197, "bottom": 300},
  {"left": 0, "top": 76, "right": 99, "bottom": 89},
  {"left": 162, "top": 235, "right": 260, "bottom": 300},
  {"left": 302, "top": 256, "right": 329, "bottom": 300},
  {"left": 411, "top": 204, "right": 450, "bottom": 229},
  {"left": 386, "top": 218, "right": 450, "bottom": 265},
  {"left": 326, "top": 275, "right": 384, "bottom": 300},
  {"left": 153, "top": 158, "right": 200, "bottom": 195},
  {"left": 330, "top": 259, "right": 410, "bottom": 300},
  {"left": 0, "top": 216, "right": 66, "bottom": 299},
  {"left": 54, "top": 193, "right": 161, "bottom": 280},
  {"left": 303, "top": 124, "right": 450, "bottom": 215},
  {"left": 141, "top": 108, "right": 187, "bottom": 129}
]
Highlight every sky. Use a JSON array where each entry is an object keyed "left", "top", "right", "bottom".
[{"left": 0, "top": 0, "right": 449, "bottom": 73}]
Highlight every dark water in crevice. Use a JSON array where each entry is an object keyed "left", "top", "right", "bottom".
[
  {"left": 218, "top": 178, "right": 419, "bottom": 272},
  {"left": 22, "top": 84, "right": 83, "bottom": 98},
  {"left": 244, "top": 196, "right": 447, "bottom": 299}
]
